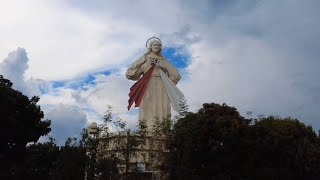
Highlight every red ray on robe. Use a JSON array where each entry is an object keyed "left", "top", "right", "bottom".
[{"left": 127, "top": 65, "right": 155, "bottom": 111}]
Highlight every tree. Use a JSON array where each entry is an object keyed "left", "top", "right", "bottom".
[
  {"left": 165, "top": 102, "right": 320, "bottom": 180},
  {"left": 0, "top": 75, "right": 51, "bottom": 178},
  {"left": 23, "top": 137, "right": 59, "bottom": 180},
  {"left": 166, "top": 103, "right": 251, "bottom": 179},
  {"left": 54, "top": 137, "right": 87, "bottom": 180},
  {"left": 102, "top": 107, "right": 143, "bottom": 178},
  {"left": 83, "top": 107, "right": 123, "bottom": 180},
  {"left": 249, "top": 116, "right": 320, "bottom": 179}
]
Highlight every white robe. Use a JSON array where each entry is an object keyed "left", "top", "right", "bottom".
[{"left": 126, "top": 54, "right": 181, "bottom": 130}]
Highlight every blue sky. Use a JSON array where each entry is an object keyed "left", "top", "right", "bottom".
[{"left": 0, "top": 0, "right": 320, "bottom": 144}]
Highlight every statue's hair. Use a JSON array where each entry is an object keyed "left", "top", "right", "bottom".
[{"left": 146, "top": 37, "right": 162, "bottom": 48}]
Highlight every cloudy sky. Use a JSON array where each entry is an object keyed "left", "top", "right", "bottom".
[{"left": 0, "top": 0, "right": 319, "bottom": 144}]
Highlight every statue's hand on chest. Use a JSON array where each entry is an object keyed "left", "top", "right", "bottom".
[
  {"left": 147, "top": 56, "right": 169, "bottom": 75},
  {"left": 150, "top": 58, "right": 160, "bottom": 65},
  {"left": 147, "top": 55, "right": 163, "bottom": 66}
]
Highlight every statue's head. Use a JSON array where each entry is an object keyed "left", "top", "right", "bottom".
[
  {"left": 150, "top": 40, "right": 161, "bottom": 53},
  {"left": 146, "top": 37, "right": 162, "bottom": 55}
]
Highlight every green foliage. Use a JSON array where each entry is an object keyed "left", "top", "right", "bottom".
[
  {"left": 54, "top": 136, "right": 87, "bottom": 180},
  {"left": 0, "top": 76, "right": 51, "bottom": 179},
  {"left": 103, "top": 105, "right": 126, "bottom": 133},
  {"left": 23, "top": 138, "right": 59, "bottom": 180},
  {"left": 96, "top": 157, "right": 119, "bottom": 180},
  {"left": 137, "top": 119, "right": 148, "bottom": 141},
  {"left": 165, "top": 102, "right": 320, "bottom": 180},
  {"left": 166, "top": 103, "right": 250, "bottom": 179},
  {"left": 249, "top": 117, "right": 320, "bottom": 179}
]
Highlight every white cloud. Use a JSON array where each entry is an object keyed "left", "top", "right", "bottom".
[
  {"left": 178, "top": 0, "right": 320, "bottom": 127},
  {"left": 0, "top": 0, "right": 150, "bottom": 81},
  {"left": 0, "top": 48, "right": 49, "bottom": 96},
  {"left": 39, "top": 71, "right": 138, "bottom": 130},
  {"left": 0, "top": 48, "right": 28, "bottom": 90}
]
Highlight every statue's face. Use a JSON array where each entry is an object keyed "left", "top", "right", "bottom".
[{"left": 151, "top": 41, "right": 161, "bottom": 53}]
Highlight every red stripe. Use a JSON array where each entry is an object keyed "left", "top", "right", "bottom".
[{"left": 127, "top": 65, "right": 155, "bottom": 110}]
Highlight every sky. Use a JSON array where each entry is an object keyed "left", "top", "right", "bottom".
[{"left": 0, "top": 0, "right": 320, "bottom": 145}]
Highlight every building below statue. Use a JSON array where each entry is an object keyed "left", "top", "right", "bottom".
[
  {"left": 103, "top": 132, "right": 167, "bottom": 179},
  {"left": 88, "top": 123, "right": 169, "bottom": 180}
]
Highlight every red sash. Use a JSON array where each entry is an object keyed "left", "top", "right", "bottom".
[{"left": 127, "top": 65, "right": 155, "bottom": 110}]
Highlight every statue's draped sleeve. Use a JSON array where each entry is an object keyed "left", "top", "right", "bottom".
[{"left": 126, "top": 55, "right": 145, "bottom": 81}]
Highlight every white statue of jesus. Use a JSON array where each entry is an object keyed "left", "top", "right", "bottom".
[{"left": 126, "top": 37, "right": 183, "bottom": 130}]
